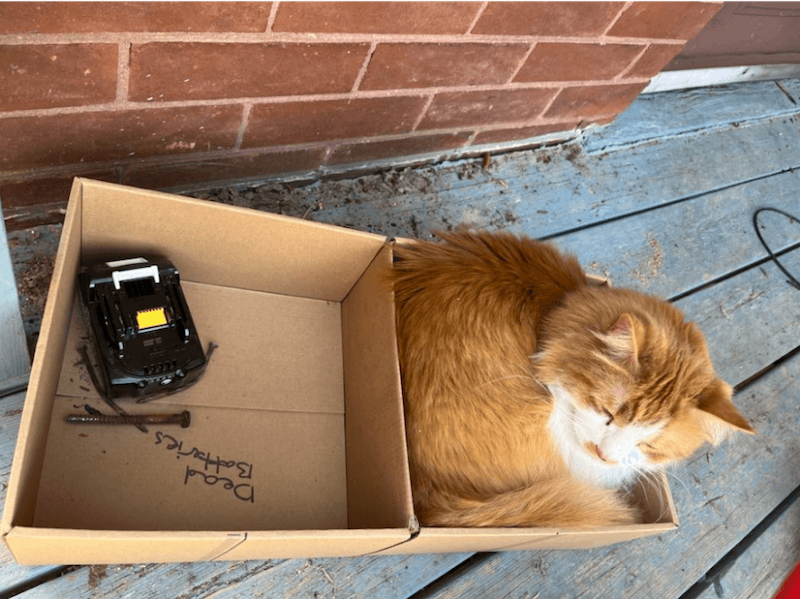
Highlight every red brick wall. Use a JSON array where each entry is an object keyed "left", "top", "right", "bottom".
[{"left": 0, "top": 1, "right": 721, "bottom": 227}]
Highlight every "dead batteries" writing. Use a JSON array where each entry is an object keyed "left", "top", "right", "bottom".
[{"left": 155, "top": 431, "right": 255, "bottom": 503}]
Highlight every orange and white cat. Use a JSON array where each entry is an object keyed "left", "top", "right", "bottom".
[{"left": 392, "top": 231, "right": 753, "bottom": 528}]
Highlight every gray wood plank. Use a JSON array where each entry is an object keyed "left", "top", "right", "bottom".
[
  {"left": 553, "top": 168, "right": 800, "bottom": 300},
  {"left": 693, "top": 492, "right": 800, "bottom": 599},
  {"left": 0, "top": 391, "right": 62, "bottom": 589},
  {"left": 11, "top": 554, "right": 471, "bottom": 599},
  {"left": 195, "top": 113, "right": 800, "bottom": 244},
  {"left": 676, "top": 248, "right": 800, "bottom": 386},
  {"left": 584, "top": 79, "right": 800, "bottom": 152},
  {"left": 0, "top": 201, "right": 30, "bottom": 382}
]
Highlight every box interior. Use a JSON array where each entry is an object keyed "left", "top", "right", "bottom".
[{"left": 8, "top": 179, "right": 414, "bottom": 537}]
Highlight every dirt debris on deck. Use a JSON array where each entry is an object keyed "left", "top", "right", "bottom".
[
  {"left": 7, "top": 225, "right": 60, "bottom": 357},
  {"left": 193, "top": 165, "right": 440, "bottom": 216},
  {"left": 4, "top": 140, "right": 582, "bottom": 355},
  {"left": 87, "top": 565, "right": 108, "bottom": 590},
  {"left": 192, "top": 166, "right": 452, "bottom": 239},
  {"left": 190, "top": 141, "right": 583, "bottom": 240},
  {"left": 630, "top": 231, "right": 664, "bottom": 287}
]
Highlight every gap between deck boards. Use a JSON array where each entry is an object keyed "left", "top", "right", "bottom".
[
  {"left": 539, "top": 164, "right": 800, "bottom": 245},
  {"left": 669, "top": 229, "right": 800, "bottom": 305},
  {"left": 679, "top": 483, "right": 800, "bottom": 599},
  {"left": 0, "top": 567, "right": 77, "bottom": 599},
  {"left": 407, "top": 554, "right": 492, "bottom": 599}
]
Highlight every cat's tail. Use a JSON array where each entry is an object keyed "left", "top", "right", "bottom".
[{"left": 421, "top": 478, "right": 638, "bottom": 528}]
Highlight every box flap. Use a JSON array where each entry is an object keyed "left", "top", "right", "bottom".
[
  {"left": 379, "top": 527, "right": 559, "bottom": 554},
  {"left": 5, "top": 528, "right": 247, "bottom": 565},
  {"left": 496, "top": 522, "right": 678, "bottom": 551},
  {"left": 342, "top": 244, "right": 415, "bottom": 530},
  {"left": 2, "top": 179, "right": 84, "bottom": 537},
  {"left": 77, "top": 179, "right": 386, "bottom": 302}
]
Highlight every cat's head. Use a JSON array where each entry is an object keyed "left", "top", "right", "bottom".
[{"left": 535, "top": 287, "right": 753, "bottom": 475}]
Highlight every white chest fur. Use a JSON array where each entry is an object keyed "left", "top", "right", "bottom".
[{"left": 547, "top": 384, "right": 660, "bottom": 488}]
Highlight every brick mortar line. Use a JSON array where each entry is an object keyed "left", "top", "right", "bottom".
[
  {"left": 320, "top": 144, "right": 334, "bottom": 163},
  {"left": 506, "top": 42, "right": 537, "bottom": 84},
  {"left": 116, "top": 41, "right": 131, "bottom": 102},
  {"left": 537, "top": 88, "right": 564, "bottom": 121},
  {"left": 616, "top": 43, "right": 652, "bottom": 81},
  {"left": 0, "top": 114, "right": 614, "bottom": 182},
  {"left": 265, "top": 1, "right": 279, "bottom": 34},
  {"left": 234, "top": 104, "right": 252, "bottom": 150},
  {"left": 602, "top": 1, "right": 634, "bottom": 36},
  {"left": 351, "top": 42, "right": 378, "bottom": 93},
  {"left": 411, "top": 94, "right": 437, "bottom": 131},
  {"left": 0, "top": 78, "right": 652, "bottom": 120},
  {"left": 465, "top": 1, "right": 489, "bottom": 35},
  {"left": 0, "top": 32, "right": 690, "bottom": 46}
]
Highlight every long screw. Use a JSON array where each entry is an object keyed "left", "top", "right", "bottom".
[
  {"left": 65, "top": 410, "right": 191, "bottom": 428},
  {"left": 78, "top": 345, "right": 147, "bottom": 432}
]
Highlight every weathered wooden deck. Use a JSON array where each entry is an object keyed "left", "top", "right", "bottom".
[{"left": 3, "top": 78, "right": 800, "bottom": 598}]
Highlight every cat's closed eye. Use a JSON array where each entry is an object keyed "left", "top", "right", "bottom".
[{"left": 601, "top": 408, "right": 614, "bottom": 426}]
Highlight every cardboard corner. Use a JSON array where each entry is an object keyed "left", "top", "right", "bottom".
[{"left": 585, "top": 272, "right": 610, "bottom": 287}]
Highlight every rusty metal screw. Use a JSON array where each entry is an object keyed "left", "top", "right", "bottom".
[{"left": 65, "top": 410, "right": 191, "bottom": 428}]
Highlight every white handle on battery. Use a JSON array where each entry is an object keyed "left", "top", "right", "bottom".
[{"left": 112, "top": 265, "right": 160, "bottom": 290}]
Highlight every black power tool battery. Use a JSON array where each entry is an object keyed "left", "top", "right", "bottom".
[{"left": 79, "top": 257, "right": 207, "bottom": 401}]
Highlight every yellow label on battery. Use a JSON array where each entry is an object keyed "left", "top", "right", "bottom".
[{"left": 136, "top": 307, "right": 168, "bottom": 330}]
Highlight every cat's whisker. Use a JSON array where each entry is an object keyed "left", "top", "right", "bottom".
[
  {"left": 629, "top": 468, "right": 672, "bottom": 523},
  {"left": 639, "top": 466, "right": 690, "bottom": 524},
  {"left": 652, "top": 471, "right": 675, "bottom": 522},
  {"left": 474, "top": 373, "right": 557, "bottom": 410},
  {"left": 662, "top": 465, "right": 692, "bottom": 498},
  {"left": 475, "top": 373, "right": 537, "bottom": 390},
  {"left": 649, "top": 478, "right": 671, "bottom": 523}
]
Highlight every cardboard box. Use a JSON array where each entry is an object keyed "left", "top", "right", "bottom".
[{"left": 2, "top": 179, "right": 677, "bottom": 565}]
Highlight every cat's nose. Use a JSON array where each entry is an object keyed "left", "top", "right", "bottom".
[{"left": 596, "top": 445, "right": 608, "bottom": 462}]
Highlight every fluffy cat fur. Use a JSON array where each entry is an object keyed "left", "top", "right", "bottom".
[{"left": 391, "top": 231, "right": 754, "bottom": 528}]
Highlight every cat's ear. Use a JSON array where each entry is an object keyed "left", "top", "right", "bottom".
[
  {"left": 595, "top": 313, "right": 643, "bottom": 369},
  {"left": 694, "top": 378, "right": 755, "bottom": 443}
]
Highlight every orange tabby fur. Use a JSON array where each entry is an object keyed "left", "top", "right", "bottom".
[{"left": 391, "top": 231, "right": 753, "bottom": 528}]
